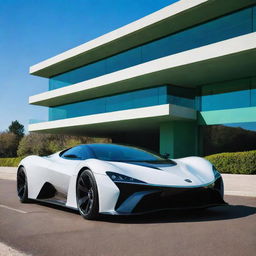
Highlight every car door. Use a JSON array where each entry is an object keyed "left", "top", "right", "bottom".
[{"left": 47, "top": 146, "right": 88, "bottom": 195}]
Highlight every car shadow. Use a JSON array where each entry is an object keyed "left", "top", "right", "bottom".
[
  {"left": 35, "top": 201, "right": 256, "bottom": 224},
  {"left": 98, "top": 205, "right": 256, "bottom": 224}
]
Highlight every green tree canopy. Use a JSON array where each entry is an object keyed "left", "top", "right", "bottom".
[{"left": 8, "top": 120, "right": 24, "bottom": 138}]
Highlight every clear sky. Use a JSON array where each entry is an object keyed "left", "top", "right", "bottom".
[
  {"left": 0, "top": 0, "right": 178, "bottom": 132},
  {"left": 1, "top": 0, "right": 255, "bottom": 133}
]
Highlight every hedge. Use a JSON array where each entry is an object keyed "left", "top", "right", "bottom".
[
  {"left": 205, "top": 150, "right": 256, "bottom": 175},
  {"left": 0, "top": 157, "right": 24, "bottom": 167},
  {"left": 1, "top": 151, "right": 256, "bottom": 174}
]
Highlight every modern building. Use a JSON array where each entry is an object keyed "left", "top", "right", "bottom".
[{"left": 29, "top": 0, "right": 256, "bottom": 158}]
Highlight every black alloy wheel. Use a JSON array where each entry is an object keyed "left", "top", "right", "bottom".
[
  {"left": 17, "top": 167, "right": 29, "bottom": 203},
  {"left": 76, "top": 169, "right": 99, "bottom": 220}
]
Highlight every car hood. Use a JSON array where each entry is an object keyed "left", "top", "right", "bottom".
[{"left": 106, "top": 160, "right": 215, "bottom": 187}]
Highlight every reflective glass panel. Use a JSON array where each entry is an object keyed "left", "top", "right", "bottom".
[
  {"left": 49, "top": 85, "right": 195, "bottom": 121},
  {"left": 251, "top": 77, "right": 256, "bottom": 106},
  {"left": 49, "top": 7, "right": 254, "bottom": 90},
  {"left": 253, "top": 7, "right": 256, "bottom": 31},
  {"left": 201, "top": 78, "right": 252, "bottom": 111}
]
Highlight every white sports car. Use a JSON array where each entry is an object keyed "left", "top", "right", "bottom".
[{"left": 17, "top": 144, "right": 226, "bottom": 219}]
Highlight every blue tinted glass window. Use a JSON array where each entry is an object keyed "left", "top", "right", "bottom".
[
  {"left": 70, "top": 98, "right": 105, "bottom": 117},
  {"left": 142, "top": 8, "right": 252, "bottom": 62},
  {"left": 168, "top": 95, "right": 195, "bottom": 109},
  {"left": 201, "top": 78, "right": 252, "bottom": 111},
  {"left": 88, "top": 144, "right": 168, "bottom": 161},
  {"left": 158, "top": 87, "right": 168, "bottom": 103},
  {"left": 49, "top": 7, "right": 254, "bottom": 90},
  {"left": 49, "top": 60, "right": 106, "bottom": 90},
  {"left": 106, "top": 47, "right": 142, "bottom": 73},
  {"left": 49, "top": 107, "right": 67, "bottom": 120},
  {"left": 253, "top": 7, "right": 256, "bottom": 31},
  {"left": 49, "top": 85, "right": 195, "bottom": 121},
  {"left": 49, "top": 77, "right": 256, "bottom": 122},
  {"left": 251, "top": 77, "right": 256, "bottom": 106},
  {"left": 105, "top": 93, "right": 133, "bottom": 112},
  {"left": 49, "top": 86, "right": 168, "bottom": 121},
  {"left": 132, "top": 87, "right": 159, "bottom": 108},
  {"left": 61, "top": 145, "right": 90, "bottom": 160},
  {"left": 201, "top": 90, "right": 250, "bottom": 111}
]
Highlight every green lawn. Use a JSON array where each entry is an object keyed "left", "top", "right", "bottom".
[{"left": 0, "top": 157, "right": 24, "bottom": 167}]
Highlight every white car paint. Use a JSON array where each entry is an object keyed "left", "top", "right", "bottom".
[{"left": 18, "top": 148, "right": 220, "bottom": 215}]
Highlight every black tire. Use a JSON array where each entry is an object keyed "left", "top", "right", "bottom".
[
  {"left": 17, "top": 167, "right": 30, "bottom": 203},
  {"left": 76, "top": 169, "right": 99, "bottom": 220}
]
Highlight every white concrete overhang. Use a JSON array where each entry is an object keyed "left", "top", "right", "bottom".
[
  {"left": 29, "top": 33, "right": 256, "bottom": 107},
  {"left": 29, "top": 0, "right": 256, "bottom": 78},
  {"left": 28, "top": 104, "right": 196, "bottom": 136}
]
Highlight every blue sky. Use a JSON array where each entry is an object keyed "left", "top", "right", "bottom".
[
  {"left": 0, "top": 0, "right": 178, "bottom": 132},
  {"left": 1, "top": 0, "right": 255, "bottom": 133}
]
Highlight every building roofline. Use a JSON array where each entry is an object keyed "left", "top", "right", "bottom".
[{"left": 29, "top": 0, "right": 255, "bottom": 78}]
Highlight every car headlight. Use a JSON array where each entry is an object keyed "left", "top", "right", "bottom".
[
  {"left": 212, "top": 165, "right": 221, "bottom": 180},
  {"left": 106, "top": 172, "right": 146, "bottom": 184}
]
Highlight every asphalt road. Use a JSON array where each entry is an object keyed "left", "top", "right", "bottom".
[{"left": 0, "top": 179, "right": 255, "bottom": 256}]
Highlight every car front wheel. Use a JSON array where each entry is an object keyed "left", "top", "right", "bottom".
[
  {"left": 17, "top": 167, "right": 30, "bottom": 203},
  {"left": 76, "top": 169, "right": 99, "bottom": 220}
]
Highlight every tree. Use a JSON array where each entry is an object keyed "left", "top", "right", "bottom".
[
  {"left": 17, "top": 133, "right": 111, "bottom": 157},
  {"left": 0, "top": 132, "right": 19, "bottom": 157},
  {"left": 8, "top": 120, "right": 24, "bottom": 138},
  {"left": 18, "top": 133, "right": 54, "bottom": 156}
]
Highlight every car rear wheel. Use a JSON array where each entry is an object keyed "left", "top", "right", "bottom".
[
  {"left": 76, "top": 169, "right": 99, "bottom": 220},
  {"left": 17, "top": 167, "right": 30, "bottom": 203}
]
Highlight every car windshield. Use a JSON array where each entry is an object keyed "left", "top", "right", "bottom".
[{"left": 88, "top": 144, "right": 174, "bottom": 163}]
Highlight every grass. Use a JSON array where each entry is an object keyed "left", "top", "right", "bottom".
[{"left": 0, "top": 157, "right": 24, "bottom": 167}]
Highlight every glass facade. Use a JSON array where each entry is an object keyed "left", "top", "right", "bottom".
[
  {"left": 49, "top": 6, "right": 255, "bottom": 90},
  {"left": 49, "top": 85, "right": 195, "bottom": 121},
  {"left": 49, "top": 77, "right": 256, "bottom": 121},
  {"left": 254, "top": 6, "right": 256, "bottom": 31},
  {"left": 200, "top": 77, "right": 256, "bottom": 111}
]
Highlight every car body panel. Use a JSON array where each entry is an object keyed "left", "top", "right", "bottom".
[{"left": 18, "top": 144, "right": 226, "bottom": 215}]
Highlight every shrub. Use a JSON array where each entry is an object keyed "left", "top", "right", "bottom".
[
  {"left": 205, "top": 150, "right": 256, "bottom": 175},
  {"left": 17, "top": 133, "right": 54, "bottom": 156},
  {"left": 0, "top": 157, "right": 24, "bottom": 167},
  {"left": 0, "top": 132, "right": 19, "bottom": 157},
  {"left": 17, "top": 133, "right": 111, "bottom": 157}
]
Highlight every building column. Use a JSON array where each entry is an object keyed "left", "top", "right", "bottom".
[{"left": 160, "top": 121, "right": 198, "bottom": 158}]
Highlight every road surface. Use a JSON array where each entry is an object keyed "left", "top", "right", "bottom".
[{"left": 0, "top": 179, "right": 255, "bottom": 256}]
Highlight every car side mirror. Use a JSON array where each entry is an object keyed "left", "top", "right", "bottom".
[{"left": 162, "top": 153, "right": 170, "bottom": 159}]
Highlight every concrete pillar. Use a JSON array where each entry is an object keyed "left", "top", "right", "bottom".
[{"left": 160, "top": 121, "right": 198, "bottom": 158}]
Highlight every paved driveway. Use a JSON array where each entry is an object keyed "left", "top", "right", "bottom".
[{"left": 0, "top": 179, "right": 255, "bottom": 256}]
